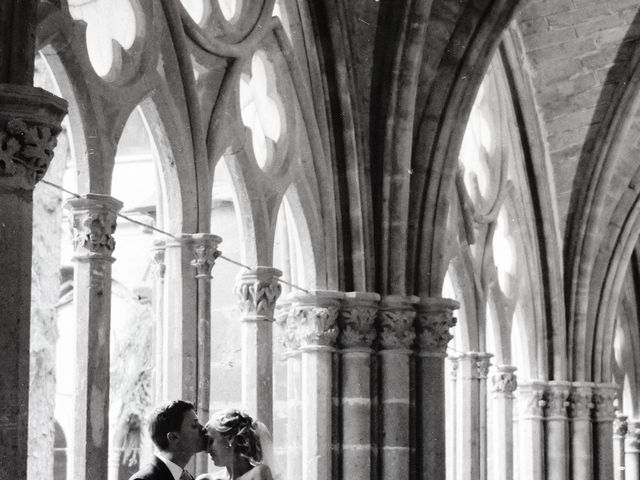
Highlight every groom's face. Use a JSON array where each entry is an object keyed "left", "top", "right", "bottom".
[{"left": 175, "top": 409, "right": 206, "bottom": 455}]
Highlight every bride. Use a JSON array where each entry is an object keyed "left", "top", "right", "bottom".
[{"left": 198, "top": 408, "right": 275, "bottom": 480}]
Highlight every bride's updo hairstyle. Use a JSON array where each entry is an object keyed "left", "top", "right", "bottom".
[{"left": 209, "top": 408, "right": 263, "bottom": 464}]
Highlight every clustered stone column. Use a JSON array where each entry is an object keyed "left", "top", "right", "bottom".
[
  {"left": 570, "top": 382, "right": 595, "bottom": 480},
  {"left": 455, "top": 352, "right": 492, "bottom": 480},
  {"left": 235, "top": 266, "right": 282, "bottom": 431},
  {"left": 414, "top": 298, "right": 458, "bottom": 480},
  {"left": 516, "top": 381, "right": 545, "bottom": 480},
  {"left": 613, "top": 413, "right": 628, "bottom": 480},
  {"left": 377, "top": 295, "right": 418, "bottom": 480},
  {"left": 150, "top": 238, "right": 166, "bottom": 404},
  {"left": 291, "top": 290, "right": 344, "bottom": 480},
  {"left": 445, "top": 357, "right": 459, "bottom": 480},
  {"left": 592, "top": 383, "right": 619, "bottom": 479},
  {"left": 545, "top": 381, "right": 570, "bottom": 480},
  {"left": 186, "top": 233, "right": 221, "bottom": 476},
  {"left": 338, "top": 292, "right": 380, "bottom": 480},
  {"left": 488, "top": 365, "right": 518, "bottom": 480},
  {"left": 0, "top": 84, "right": 66, "bottom": 478},
  {"left": 66, "top": 193, "right": 123, "bottom": 480},
  {"left": 626, "top": 419, "right": 640, "bottom": 479}
]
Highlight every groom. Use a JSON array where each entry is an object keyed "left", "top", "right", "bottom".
[{"left": 129, "top": 400, "right": 208, "bottom": 480}]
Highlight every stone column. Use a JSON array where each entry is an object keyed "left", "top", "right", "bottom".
[
  {"left": 0, "top": 84, "right": 66, "bottom": 478},
  {"left": 414, "top": 297, "right": 458, "bottom": 480},
  {"left": 291, "top": 290, "right": 344, "bottom": 480},
  {"left": 592, "top": 384, "right": 619, "bottom": 480},
  {"left": 150, "top": 238, "right": 166, "bottom": 404},
  {"left": 338, "top": 292, "right": 380, "bottom": 480},
  {"left": 613, "top": 414, "right": 628, "bottom": 480},
  {"left": 516, "top": 381, "right": 545, "bottom": 480},
  {"left": 377, "top": 295, "right": 418, "bottom": 480},
  {"left": 235, "top": 266, "right": 282, "bottom": 430},
  {"left": 186, "top": 233, "right": 221, "bottom": 476},
  {"left": 455, "top": 352, "right": 492, "bottom": 480},
  {"left": 488, "top": 365, "right": 518, "bottom": 480},
  {"left": 275, "top": 301, "right": 302, "bottom": 480},
  {"left": 66, "top": 194, "right": 123, "bottom": 480},
  {"left": 626, "top": 420, "right": 640, "bottom": 480},
  {"left": 545, "top": 381, "right": 570, "bottom": 480},
  {"left": 570, "top": 382, "right": 595, "bottom": 480},
  {"left": 445, "top": 357, "right": 459, "bottom": 480}
]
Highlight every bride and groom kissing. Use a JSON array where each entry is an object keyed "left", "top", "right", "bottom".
[{"left": 129, "top": 400, "right": 273, "bottom": 480}]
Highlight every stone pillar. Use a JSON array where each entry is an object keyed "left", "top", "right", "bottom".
[
  {"left": 414, "top": 297, "right": 458, "bottom": 480},
  {"left": 291, "top": 290, "right": 344, "bottom": 480},
  {"left": 338, "top": 292, "right": 380, "bottom": 480},
  {"left": 0, "top": 84, "right": 66, "bottom": 478},
  {"left": 455, "top": 352, "right": 492, "bottom": 480},
  {"left": 613, "top": 414, "right": 628, "bottom": 480},
  {"left": 516, "top": 381, "right": 545, "bottom": 480},
  {"left": 626, "top": 420, "right": 640, "bottom": 480},
  {"left": 275, "top": 301, "right": 302, "bottom": 480},
  {"left": 186, "top": 233, "right": 221, "bottom": 476},
  {"left": 150, "top": 238, "right": 166, "bottom": 404},
  {"left": 377, "top": 295, "right": 418, "bottom": 480},
  {"left": 570, "top": 382, "right": 595, "bottom": 480},
  {"left": 488, "top": 365, "right": 518, "bottom": 480},
  {"left": 66, "top": 194, "right": 123, "bottom": 480},
  {"left": 445, "top": 357, "right": 459, "bottom": 480},
  {"left": 545, "top": 381, "right": 570, "bottom": 480},
  {"left": 235, "top": 266, "right": 282, "bottom": 430},
  {"left": 592, "top": 384, "right": 619, "bottom": 480}
]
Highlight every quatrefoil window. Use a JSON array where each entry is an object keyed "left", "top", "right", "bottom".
[
  {"left": 68, "top": 0, "right": 140, "bottom": 78},
  {"left": 239, "top": 52, "right": 283, "bottom": 169}
]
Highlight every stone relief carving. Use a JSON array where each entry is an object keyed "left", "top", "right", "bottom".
[
  {"left": 292, "top": 305, "right": 339, "bottom": 347},
  {"left": 592, "top": 389, "right": 617, "bottom": 421},
  {"left": 491, "top": 368, "right": 518, "bottom": 394},
  {"left": 518, "top": 386, "right": 546, "bottom": 417},
  {"left": 339, "top": 305, "right": 377, "bottom": 349},
  {"left": 235, "top": 276, "right": 282, "bottom": 318},
  {"left": 415, "top": 310, "right": 457, "bottom": 354},
  {"left": 473, "top": 355, "right": 492, "bottom": 379},
  {"left": 190, "top": 242, "right": 220, "bottom": 279},
  {"left": 569, "top": 389, "right": 594, "bottom": 420},
  {"left": 378, "top": 309, "right": 416, "bottom": 350},
  {"left": 614, "top": 414, "right": 628, "bottom": 437},
  {"left": 70, "top": 210, "right": 118, "bottom": 256},
  {"left": 545, "top": 387, "right": 570, "bottom": 418}
]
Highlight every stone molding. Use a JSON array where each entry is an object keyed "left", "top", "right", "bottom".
[
  {"left": 66, "top": 194, "right": 123, "bottom": 261},
  {"left": 490, "top": 365, "right": 518, "bottom": 395},
  {"left": 0, "top": 84, "right": 67, "bottom": 192},
  {"left": 235, "top": 266, "right": 283, "bottom": 321},
  {"left": 569, "top": 383, "right": 595, "bottom": 421},
  {"left": 290, "top": 291, "right": 344, "bottom": 350},
  {"left": 415, "top": 297, "right": 459, "bottom": 356},
  {"left": 377, "top": 295, "right": 418, "bottom": 351},
  {"left": 545, "top": 381, "right": 571, "bottom": 420},
  {"left": 614, "top": 414, "right": 628, "bottom": 437},
  {"left": 186, "top": 233, "right": 222, "bottom": 279},
  {"left": 517, "top": 381, "right": 546, "bottom": 419},
  {"left": 592, "top": 383, "right": 619, "bottom": 422},
  {"left": 338, "top": 292, "right": 380, "bottom": 350}
]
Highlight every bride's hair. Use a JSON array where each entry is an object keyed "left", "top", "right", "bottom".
[{"left": 208, "top": 408, "right": 263, "bottom": 464}]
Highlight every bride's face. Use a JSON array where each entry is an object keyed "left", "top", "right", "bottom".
[{"left": 207, "top": 429, "right": 234, "bottom": 467}]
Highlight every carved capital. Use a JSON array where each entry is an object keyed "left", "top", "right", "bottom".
[
  {"left": 275, "top": 302, "right": 299, "bottom": 352},
  {"left": 517, "top": 381, "right": 546, "bottom": 418},
  {"left": 415, "top": 297, "right": 459, "bottom": 356},
  {"left": 569, "top": 383, "right": 595, "bottom": 420},
  {"left": 448, "top": 356, "right": 459, "bottom": 380},
  {"left": 65, "top": 194, "right": 123, "bottom": 261},
  {"left": 592, "top": 384, "right": 619, "bottom": 422},
  {"left": 150, "top": 238, "right": 166, "bottom": 280},
  {"left": 491, "top": 365, "right": 518, "bottom": 395},
  {"left": 473, "top": 353, "right": 493, "bottom": 379},
  {"left": 627, "top": 421, "right": 640, "bottom": 451},
  {"left": 338, "top": 292, "right": 380, "bottom": 349},
  {"left": 545, "top": 382, "right": 571, "bottom": 419},
  {"left": 377, "top": 295, "right": 418, "bottom": 350},
  {"left": 0, "top": 84, "right": 67, "bottom": 192},
  {"left": 186, "top": 233, "right": 222, "bottom": 279},
  {"left": 235, "top": 267, "right": 283, "bottom": 320},
  {"left": 290, "top": 291, "right": 344, "bottom": 349},
  {"left": 614, "top": 414, "right": 628, "bottom": 437}
]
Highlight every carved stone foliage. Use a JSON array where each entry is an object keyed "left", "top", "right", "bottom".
[
  {"left": 592, "top": 385, "right": 618, "bottom": 421},
  {"left": 627, "top": 422, "right": 640, "bottom": 450},
  {"left": 66, "top": 194, "right": 123, "bottom": 259},
  {"left": 378, "top": 309, "right": 416, "bottom": 350},
  {"left": 275, "top": 304, "right": 299, "bottom": 352},
  {"left": 614, "top": 414, "right": 628, "bottom": 437},
  {"left": 473, "top": 354, "right": 492, "bottom": 379},
  {"left": 545, "top": 384, "right": 570, "bottom": 418},
  {"left": 0, "top": 85, "right": 67, "bottom": 192},
  {"left": 150, "top": 239, "right": 166, "bottom": 280},
  {"left": 415, "top": 298, "right": 459, "bottom": 354},
  {"left": 518, "top": 383, "right": 546, "bottom": 417},
  {"left": 188, "top": 233, "right": 222, "bottom": 279},
  {"left": 491, "top": 366, "right": 518, "bottom": 394},
  {"left": 339, "top": 302, "right": 378, "bottom": 349},
  {"left": 569, "top": 386, "right": 594, "bottom": 420},
  {"left": 235, "top": 267, "right": 283, "bottom": 320},
  {"left": 292, "top": 305, "right": 340, "bottom": 348}
]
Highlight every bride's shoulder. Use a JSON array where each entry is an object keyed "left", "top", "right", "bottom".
[{"left": 241, "top": 464, "right": 273, "bottom": 480}]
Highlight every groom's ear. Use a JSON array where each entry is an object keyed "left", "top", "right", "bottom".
[{"left": 167, "top": 431, "right": 179, "bottom": 444}]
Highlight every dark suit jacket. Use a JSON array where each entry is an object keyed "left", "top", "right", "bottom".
[{"left": 129, "top": 456, "right": 174, "bottom": 480}]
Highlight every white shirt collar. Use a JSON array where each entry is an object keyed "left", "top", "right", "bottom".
[{"left": 155, "top": 452, "right": 186, "bottom": 480}]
